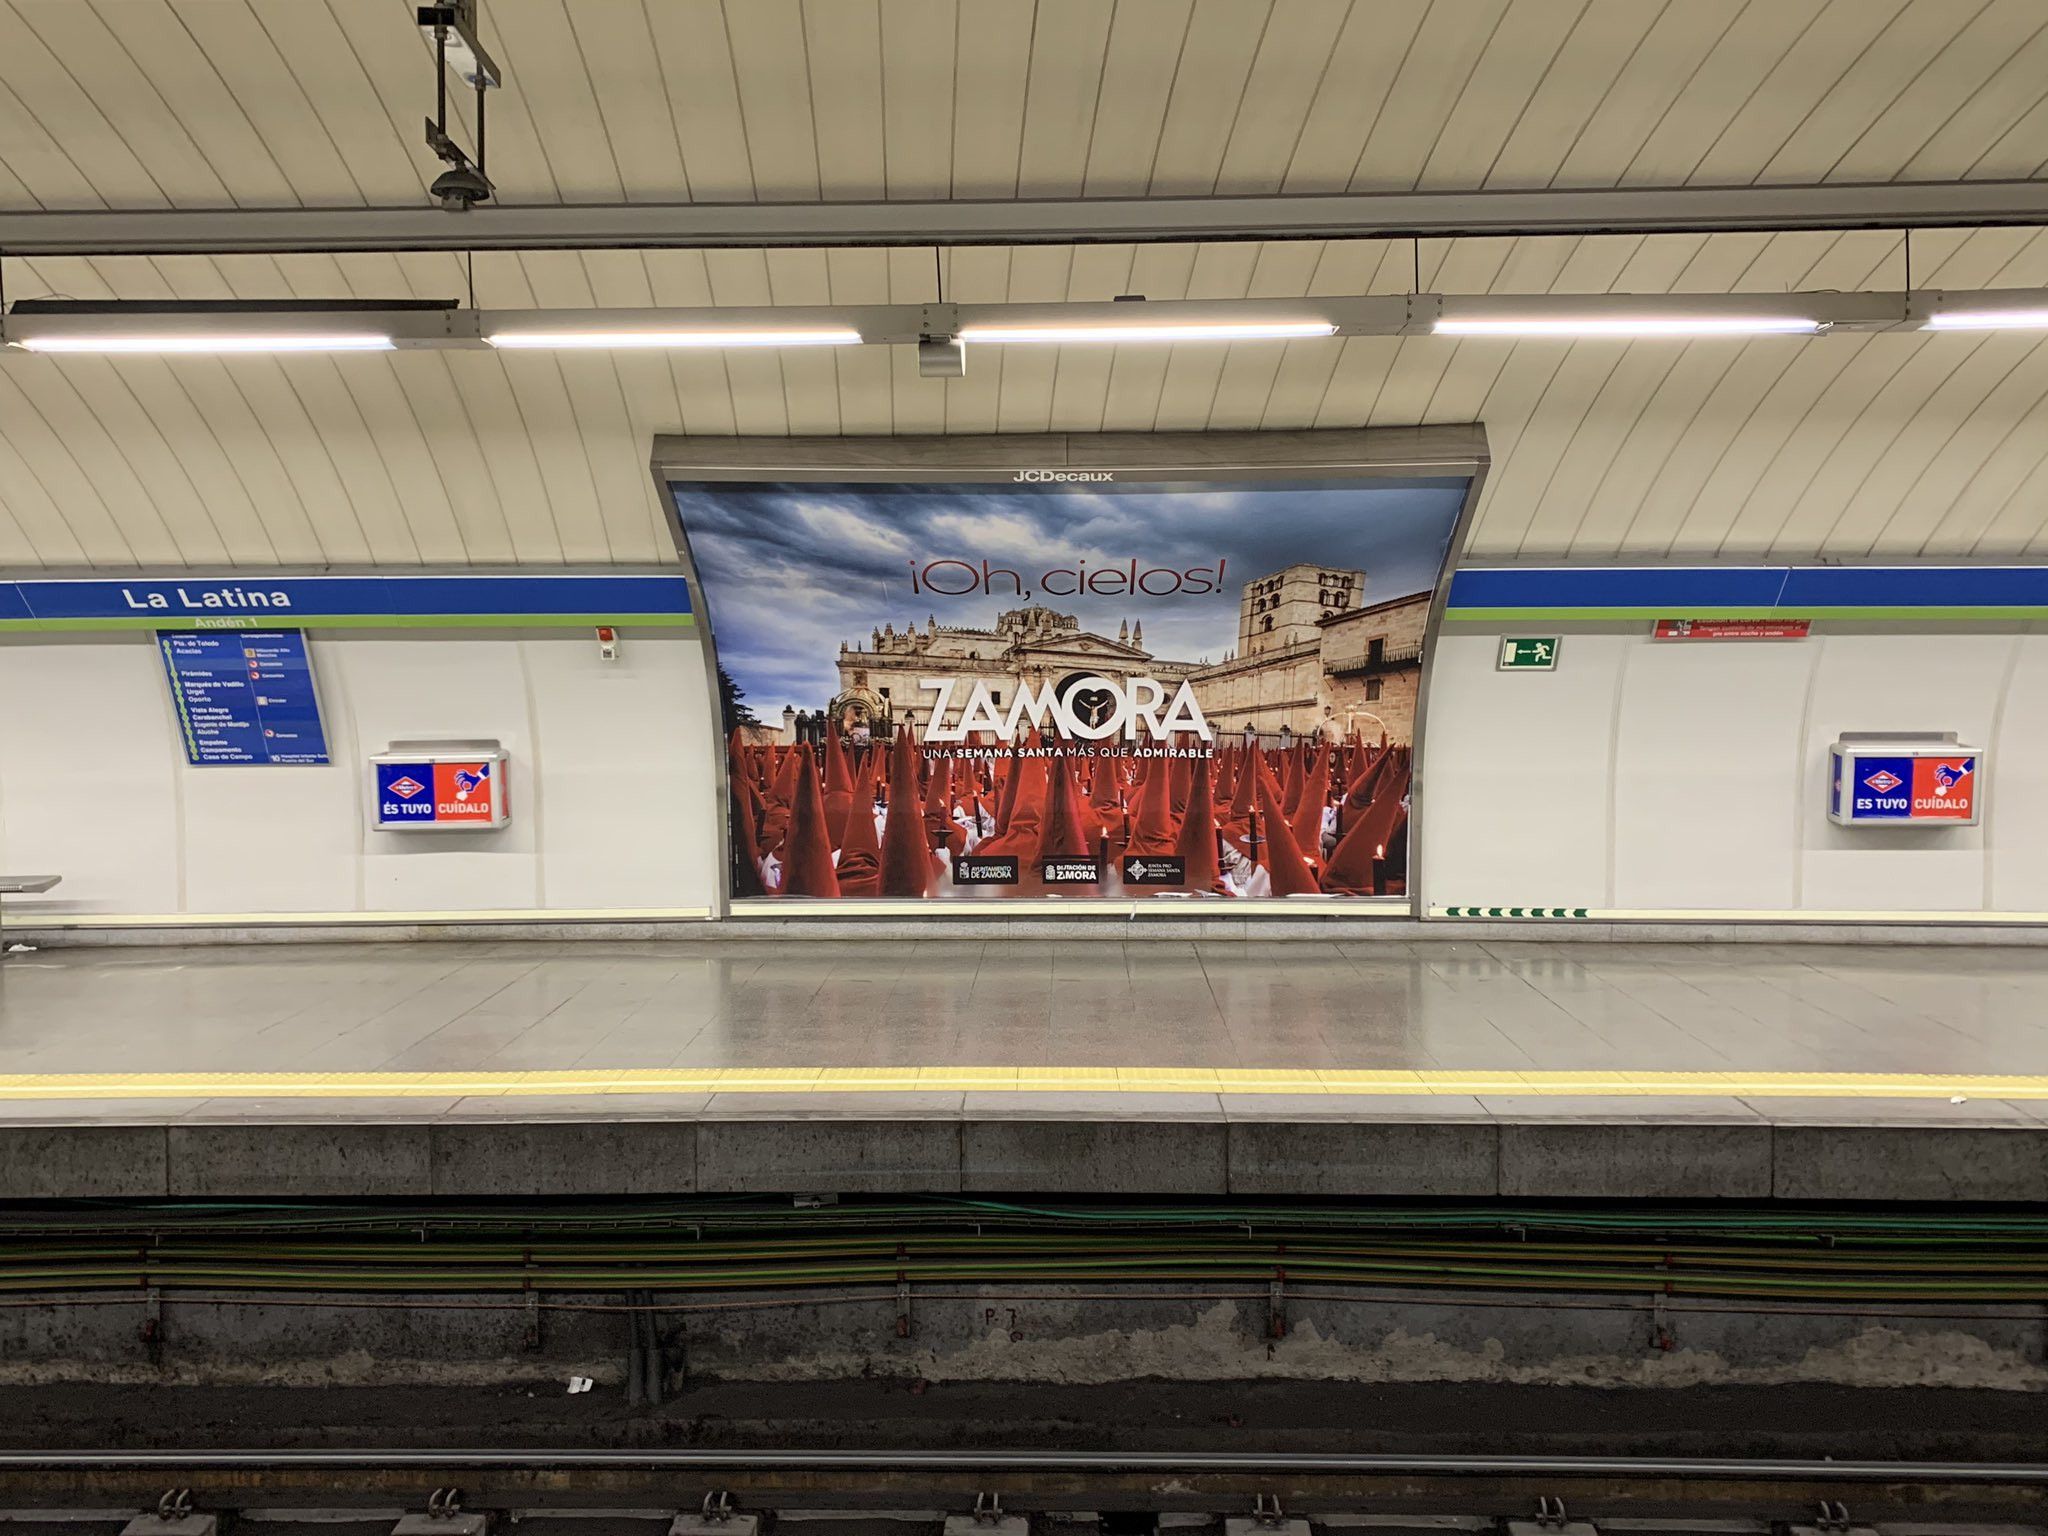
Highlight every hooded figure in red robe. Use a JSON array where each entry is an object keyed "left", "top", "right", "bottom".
[
  {"left": 780, "top": 752, "right": 840, "bottom": 898},
  {"left": 879, "top": 726, "right": 932, "bottom": 898},
  {"left": 821, "top": 724, "right": 856, "bottom": 844},
  {"left": 834, "top": 763, "right": 884, "bottom": 897},
  {"left": 1126, "top": 755, "right": 1178, "bottom": 856},
  {"left": 1254, "top": 759, "right": 1322, "bottom": 897},
  {"left": 983, "top": 733, "right": 1048, "bottom": 853},
  {"left": 1323, "top": 765, "right": 1410, "bottom": 895},
  {"left": 760, "top": 744, "right": 802, "bottom": 855},
  {"left": 730, "top": 777, "right": 767, "bottom": 898},
  {"left": 1175, "top": 752, "right": 1223, "bottom": 892},
  {"left": 1035, "top": 754, "right": 1091, "bottom": 863}
]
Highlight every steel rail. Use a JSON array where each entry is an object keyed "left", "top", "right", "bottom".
[
  {"left": 2, "top": 181, "right": 2046, "bottom": 257},
  {"left": 0, "top": 1451, "right": 2042, "bottom": 1482}
]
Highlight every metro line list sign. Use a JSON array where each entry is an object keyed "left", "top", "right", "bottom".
[{"left": 157, "top": 630, "right": 330, "bottom": 766}]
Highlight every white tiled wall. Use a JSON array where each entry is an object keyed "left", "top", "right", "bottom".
[
  {"left": 0, "top": 629, "right": 715, "bottom": 916},
  {"left": 1423, "top": 625, "right": 2046, "bottom": 915}
]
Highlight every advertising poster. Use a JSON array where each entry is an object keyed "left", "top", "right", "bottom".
[{"left": 671, "top": 474, "right": 1468, "bottom": 903}]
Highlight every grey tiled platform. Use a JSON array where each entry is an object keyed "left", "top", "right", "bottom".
[
  {"left": 6, "top": 936, "right": 2048, "bottom": 1076},
  {"left": 1, "top": 938, "right": 2046, "bottom": 1202}
]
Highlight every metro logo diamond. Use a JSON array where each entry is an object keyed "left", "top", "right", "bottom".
[
  {"left": 1848, "top": 754, "right": 1914, "bottom": 819},
  {"left": 374, "top": 761, "right": 437, "bottom": 823}
]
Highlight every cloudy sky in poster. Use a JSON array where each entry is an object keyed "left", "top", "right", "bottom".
[{"left": 671, "top": 478, "right": 1469, "bottom": 717}]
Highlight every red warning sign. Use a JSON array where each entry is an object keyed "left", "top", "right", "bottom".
[
  {"left": 432, "top": 761, "right": 496, "bottom": 821},
  {"left": 1654, "top": 619, "right": 1812, "bottom": 640}
]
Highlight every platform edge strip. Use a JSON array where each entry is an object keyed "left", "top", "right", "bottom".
[{"left": 0, "top": 1068, "right": 2042, "bottom": 1101}]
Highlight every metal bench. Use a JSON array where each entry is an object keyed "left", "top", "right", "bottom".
[{"left": 0, "top": 876, "right": 60, "bottom": 954}]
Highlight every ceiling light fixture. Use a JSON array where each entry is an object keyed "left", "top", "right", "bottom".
[
  {"left": 1434, "top": 316, "right": 1822, "bottom": 338},
  {"left": 484, "top": 328, "right": 862, "bottom": 350},
  {"left": 10, "top": 334, "right": 397, "bottom": 354},
  {"left": 1922, "top": 308, "right": 2048, "bottom": 331},
  {"left": 956, "top": 320, "right": 1337, "bottom": 344}
]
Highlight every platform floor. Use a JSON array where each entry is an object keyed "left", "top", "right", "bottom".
[
  {"left": 0, "top": 936, "right": 2045, "bottom": 1112},
  {"left": 5, "top": 938, "right": 2048, "bottom": 1203}
]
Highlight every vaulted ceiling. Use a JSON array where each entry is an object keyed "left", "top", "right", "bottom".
[{"left": 2, "top": 0, "right": 2047, "bottom": 568}]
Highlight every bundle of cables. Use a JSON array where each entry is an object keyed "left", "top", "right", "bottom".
[{"left": 0, "top": 1198, "right": 2043, "bottom": 1304}]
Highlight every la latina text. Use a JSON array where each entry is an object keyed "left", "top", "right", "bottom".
[{"left": 122, "top": 587, "right": 292, "bottom": 611}]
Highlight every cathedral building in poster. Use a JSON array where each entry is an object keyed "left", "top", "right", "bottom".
[{"left": 810, "top": 563, "right": 1432, "bottom": 746}]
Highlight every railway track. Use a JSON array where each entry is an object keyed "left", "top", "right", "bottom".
[{"left": 1, "top": 1452, "right": 2045, "bottom": 1528}]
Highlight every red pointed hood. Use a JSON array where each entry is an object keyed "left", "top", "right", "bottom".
[
  {"left": 1034, "top": 753, "right": 1092, "bottom": 862},
  {"left": 1288, "top": 746, "right": 1328, "bottom": 859},
  {"left": 1347, "top": 744, "right": 1392, "bottom": 806},
  {"left": 1175, "top": 752, "right": 1222, "bottom": 891},
  {"left": 921, "top": 751, "right": 954, "bottom": 851},
  {"left": 1255, "top": 759, "right": 1321, "bottom": 896},
  {"left": 779, "top": 752, "right": 840, "bottom": 897},
  {"left": 1127, "top": 754, "right": 1178, "bottom": 855},
  {"left": 772, "top": 742, "right": 802, "bottom": 803},
  {"left": 879, "top": 726, "right": 932, "bottom": 897},
  {"left": 759, "top": 745, "right": 802, "bottom": 854},
  {"left": 1089, "top": 754, "right": 1124, "bottom": 811},
  {"left": 1323, "top": 765, "right": 1410, "bottom": 895},
  {"left": 1280, "top": 745, "right": 1305, "bottom": 818},
  {"left": 730, "top": 777, "right": 767, "bottom": 898},
  {"left": 988, "top": 733, "right": 1048, "bottom": 852},
  {"left": 1169, "top": 745, "right": 1192, "bottom": 818},
  {"left": 1227, "top": 742, "right": 1259, "bottom": 820},
  {"left": 835, "top": 762, "right": 883, "bottom": 897},
  {"left": 821, "top": 724, "right": 855, "bottom": 846}
]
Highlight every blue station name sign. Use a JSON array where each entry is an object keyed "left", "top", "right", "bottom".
[{"left": 0, "top": 573, "right": 694, "bottom": 632}]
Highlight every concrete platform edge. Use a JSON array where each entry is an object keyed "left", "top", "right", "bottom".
[{"left": 4, "top": 1115, "right": 2045, "bottom": 1203}]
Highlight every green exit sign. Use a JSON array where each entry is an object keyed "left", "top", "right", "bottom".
[{"left": 1498, "top": 636, "right": 1559, "bottom": 671}]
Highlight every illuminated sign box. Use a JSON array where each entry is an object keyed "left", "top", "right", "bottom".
[
  {"left": 1828, "top": 733, "right": 1980, "bottom": 827},
  {"left": 371, "top": 741, "right": 510, "bottom": 832}
]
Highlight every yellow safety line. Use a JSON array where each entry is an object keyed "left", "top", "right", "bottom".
[{"left": 0, "top": 1068, "right": 2039, "bottom": 1100}]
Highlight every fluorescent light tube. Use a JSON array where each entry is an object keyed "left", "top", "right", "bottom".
[
  {"left": 12, "top": 334, "right": 396, "bottom": 354},
  {"left": 1922, "top": 309, "right": 2048, "bottom": 331},
  {"left": 485, "top": 328, "right": 861, "bottom": 349},
  {"left": 1434, "top": 316, "right": 1820, "bottom": 338},
  {"left": 956, "top": 321, "right": 1337, "bottom": 344}
]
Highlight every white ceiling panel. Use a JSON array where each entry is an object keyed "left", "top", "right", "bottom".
[
  {"left": 3, "top": 2, "right": 2048, "bottom": 573},
  {"left": 3, "top": 233, "right": 2048, "bottom": 569},
  {"left": 4, "top": 0, "right": 2046, "bottom": 212}
]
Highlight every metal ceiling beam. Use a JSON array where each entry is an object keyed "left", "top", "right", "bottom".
[{"left": 1, "top": 181, "right": 2045, "bottom": 257}]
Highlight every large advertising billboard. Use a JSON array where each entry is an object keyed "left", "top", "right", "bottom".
[{"left": 671, "top": 471, "right": 1469, "bottom": 905}]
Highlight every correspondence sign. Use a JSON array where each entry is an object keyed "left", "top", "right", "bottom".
[{"left": 0, "top": 574, "right": 694, "bottom": 632}]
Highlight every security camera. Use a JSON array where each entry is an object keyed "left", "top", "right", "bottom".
[{"left": 431, "top": 162, "right": 493, "bottom": 211}]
